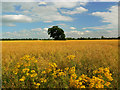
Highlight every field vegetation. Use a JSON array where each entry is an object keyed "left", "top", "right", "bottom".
[{"left": 2, "top": 40, "right": 118, "bottom": 88}]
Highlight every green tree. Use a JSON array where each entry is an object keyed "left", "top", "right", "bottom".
[
  {"left": 48, "top": 26, "right": 66, "bottom": 40},
  {"left": 101, "top": 36, "right": 105, "bottom": 39}
]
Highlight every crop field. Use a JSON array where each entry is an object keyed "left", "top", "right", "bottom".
[{"left": 2, "top": 40, "right": 119, "bottom": 88}]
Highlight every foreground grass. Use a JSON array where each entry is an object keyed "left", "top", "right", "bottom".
[{"left": 2, "top": 40, "right": 118, "bottom": 88}]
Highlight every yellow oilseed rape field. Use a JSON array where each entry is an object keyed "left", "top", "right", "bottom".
[{"left": 1, "top": 40, "right": 119, "bottom": 88}]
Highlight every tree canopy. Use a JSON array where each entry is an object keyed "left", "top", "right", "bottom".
[{"left": 48, "top": 26, "right": 66, "bottom": 40}]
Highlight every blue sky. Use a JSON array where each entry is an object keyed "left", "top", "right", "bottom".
[{"left": 1, "top": 1, "right": 118, "bottom": 39}]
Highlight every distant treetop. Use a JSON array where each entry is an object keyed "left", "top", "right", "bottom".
[{"left": 48, "top": 26, "right": 66, "bottom": 40}]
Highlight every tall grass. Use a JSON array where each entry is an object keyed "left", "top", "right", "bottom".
[{"left": 2, "top": 40, "right": 118, "bottom": 88}]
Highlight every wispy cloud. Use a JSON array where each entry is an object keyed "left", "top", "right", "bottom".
[
  {"left": 61, "top": 7, "right": 88, "bottom": 15},
  {"left": 2, "top": 28, "right": 49, "bottom": 39},
  {"left": 2, "top": 15, "right": 32, "bottom": 26},
  {"left": 70, "top": 27, "right": 76, "bottom": 30},
  {"left": 82, "top": 5, "right": 118, "bottom": 37},
  {"left": 2, "top": 2, "right": 89, "bottom": 26}
]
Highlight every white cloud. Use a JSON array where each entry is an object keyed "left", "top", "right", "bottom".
[
  {"left": 38, "top": 2, "right": 47, "bottom": 5},
  {"left": 81, "top": 32, "right": 84, "bottom": 35},
  {"left": 65, "top": 29, "right": 117, "bottom": 38},
  {"left": 53, "top": 2, "right": 78, "bottom": 8},
  {"left": 2, "top": 0, "right": 119, "bottom": 2},
  {"left": 79, "top": 2, "right": 87, "bottom": 6},
  {"left": 4, "top": 23, "right": 16, "bottom": 27},
  {"left": 85, "top": 30, "right": 90, "bottom": 32},
  {"left": 82, "top": 28, "right": 87, "bottom": 29},
  {"left": 31, "top": 28, "right": 42, "bottom": 31},
  {"left": 43, "top": 21, "right": 52, "bottom": 23},
  {"left": 65, "top": 30, "right": 84, "bottom": 38},
  {"left": 82, "top": 27, "right": 104, "bottom": 30},
  {"left": 70, "top": 31, "right": 84, "bottom": 35},
  {"left": 2, "top": 29, "right": 49, "bottom": 39},
  {"left": 91, "top": 5, "right": 118, "bottom": 28},
  {"left": 70, "top": 27, "right": 76, "bottom": 30},
  {"left": 43, "top": 28, "right": 48, "bottom": 31},
  {"left": 2, "top": 15, "right": 32, "bottom": 23},
  {"left": 2, "top": 2, "right": 88, "bottom": 25},
  {"left": 82, "top": 5, "right": 118, "bottom": 37},
  {"left": 98, "top": 0, "right": 118, "bottom": 2},
  {"left": 2, "top": 15, "right": 32, "bottom": 26},
  {"left": 1, "top": 2, "right": 88, "bottom": 27},
  {"left": 61, "top": 7, "right": 88, "bottom": 15},
  {"left": 20, "top": 3, "right": 73, "bottom": 22}
]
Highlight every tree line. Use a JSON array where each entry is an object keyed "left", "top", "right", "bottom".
[
  {"left": 1, "top": 26, "right": 120, "bottom": 40},
  {"left": 1, "top": 36, "right": 120, "bottom": 41}
]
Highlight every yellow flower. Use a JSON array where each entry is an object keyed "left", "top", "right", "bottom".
[
  {"left": 108, "top": 77, "right": 113, "bottom": 81},
  {"left": 89, "top": 83, "right": 94, "bottom": 88},
  {"left": 104, "top": 82, "right": 111, "bottom": 87},
  {"left": 53, "top": 63, "right": 57, "bottom": 67},
  {"left": 93, "top": 70, "right": 97, "bottom": 74},
  {"left": 69, "top": 67, "right": 75, "bottom": 74},
  {"left": 33, "top": 82, "right": 36, "bottom": 85},
  {"left": 36, "top": 83, "right": 40, "bottom": 86},
  {"left": 78, "top": 77, "right": 82, "bottom": 81},
  {"left": 34, "top": 60, "right": 38, "bottom": 63},
  {"left": 19, "top": 78, "right": 24, "bottom": 82},
  {"left": 75, "top": 80, "right": 79, "bottom": 85},
  {"left": 56, "top": 69, "right": 60, "bottom": 72},
  {"left": 98, "top": 75, "right": 103, "bottom": 79},
  {"left": 26, "top": 73, "right": 29, "bottom": 76},
  {"left": 58, "top": 72, "right": 65, "bottom": 77},
  {"left": 54, "top": 75, "right": 57, "bottom": 78},
  {"left": 14, "top": 72, "right": 17, "bottom": 75},
  {"left": 22, "top": 76, "right": 25, "bottom": 79},
  {"left": 104, "top": 67, "right": 110, "bottom": 72},
  {"left": 40, "top": 78, "right": 44, "bottom": 82},
  {"left": 46, "top": 68, "right": 52, "bottom": 73},
  {"left": 35, "top": 86, "right": 39, "bottom": 88},
  {"left": 65, "top": 67, "right": 69, "bottom": 71},
  {"left": 22, "top": 68, "right": 30, "bottom": 73},
  {"left": 17, "top": 65, "right": 20, "bottom": 68},
  {"left": 98, "top": 67, "right": 104, "bottom": 73},
  {"left": 19, "top": 76, "right": 25, "bottom": 81},
  {"left": 31, "top": 70, "right": 35, "bottom": 73},
  {"left": 84, "top": 79, "right": 88, "bottom": 82},
  {"left": 15, "top": 72, "right": 18, "bottom": 75},
  {"left": 67, "top": 55, "right": 75, "bottom": 60},
  {"left": 30, "top": 73, "right": 37, "bottom": 77},
  {"left": 24, "top": 63, "right": 30, "bottom": 67},
  {"left": 71, "top": 73, "right": 77, "bottom": 79},
  {"left": 79, "top": 82, "right": 82, "bottom": 85},
  {"left": 81, "top": 74, "right": 87, "bottom": 79},
  {"left": 17, "top": 63, "right": 20, "bottom": 65},
  {"left": 31, "top": 56, "right": 35, "bottom": 60},
  {"left": 41, "top": 71, "right": 46, "bottom": 74},
  {"left": 44, "top": 79, "right": 47, "bottom": 83},
  {"left": 13, "top": 71, "right": 18, "bottom": 75},
  {"left": 81, "top": 85, "right": 85, "bottom": 88}
]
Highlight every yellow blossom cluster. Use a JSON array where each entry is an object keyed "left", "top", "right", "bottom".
[
  {"left": 69, "top": 72, "right": 89, "bottom": 88},
  {"left": 68, "top": 67, "right": 113, "bottom": 88},
  {"left": 20, "top": 55, "right": 38, "bottom": 62},
  {"left": 66, "top": 55, "right": 75, "bottom": 60},
  {"left": 12, "top": 55, "right": 40, "bottom": 88},
  {"left": 12, "top": 55, "right": 114, "bottom": 88},
  {"left": 89, "top": 76, "right": 105, "bottom": 88},
  {"left": 93, "top": 67, "right": 113, "bottom": 81},
  {"left": 13, "top": 69, "right": 19, "bottom": 75},
  {"left": 45, "top": 63, "right": 66, "bottom": 78},
  {"left": 19, "top": 76, "right": 25, "bottom": 82}
]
